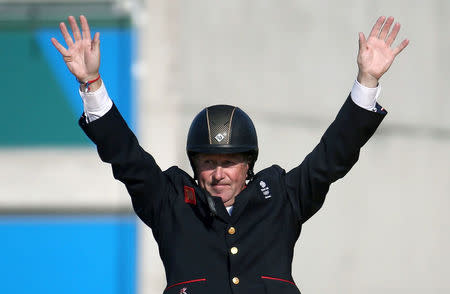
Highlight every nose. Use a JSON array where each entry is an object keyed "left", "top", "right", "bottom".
[{"left": 212, "top": 166, "right": 224, "bottom": 181}]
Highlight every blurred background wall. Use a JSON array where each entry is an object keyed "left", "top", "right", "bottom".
[{"left": 0, "top": 0, "right": 449, "bottom": 294}]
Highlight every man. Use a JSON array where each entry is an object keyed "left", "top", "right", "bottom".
[{"left": 52, "top": 15, "right": 408, "bottom": 294}]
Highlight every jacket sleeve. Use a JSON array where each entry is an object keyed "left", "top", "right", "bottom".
[
  {"left": 79, "top": 104, "right": 173, "bottom": 230},
  {"left": 285, "top": 95, "right": 387, "bottom": 224}
]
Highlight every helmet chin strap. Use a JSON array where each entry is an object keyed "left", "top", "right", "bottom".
[
  {"left": 206, "top": 194, "right": 217, "bottom": 216},
  {"left": 247, "top": 168, "right": 254, "bottom": 181},
  {"left": 193, "top": 170, "right": 217, "bottom": 217}
]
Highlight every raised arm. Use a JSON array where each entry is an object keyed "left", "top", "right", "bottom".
[
  {"left": 286, "top": 16, "right": 409, "bottom": 223},
  {"left": 52, "top": 16, "right": 172, "bottom": 230},
  {"left": 51, "top": 15, "right": 101, "bottom": 91}
]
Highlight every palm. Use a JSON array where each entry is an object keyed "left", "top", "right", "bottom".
[
  {"left": 357, "top": 16, "right": 409, "bottom": 83},
  {"left": 63, "top": 38, "right": 100, "bottom": 80},
  {"left": 51, "top": 15, "right": 100, "bottom": 82},
  {"left": 359, "top": 37, "right": 396, "bottom": 80}
]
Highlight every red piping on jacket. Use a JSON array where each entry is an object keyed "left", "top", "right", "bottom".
[
  {"left": 166, "top": 278, "right": 207, "bottom": 290},
  {"left": 261, "top": 276, "right": 296, "bottom": 286}
]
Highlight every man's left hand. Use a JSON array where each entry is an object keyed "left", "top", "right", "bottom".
[{"left": 357, "top": 16, "right": 409, "bottom": 87}]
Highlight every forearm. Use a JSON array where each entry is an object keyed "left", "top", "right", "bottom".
[
  {"left": 357, "top": 71, "right": 379, "bottom": 88},
  {"left": 79, "top": 78, "right": 113, "bottom": 122},
  {"left": 350, "top": 79, "right": 381, "bottom": 112},
  {"left": 79, "top": 75, "right": 102, "bottom": 92},
  {"left": 79, "top": 104, "right": 166, "bottom": 199},
  {"left": 287, "top": 95, "right": 386, "bottom": 223}
]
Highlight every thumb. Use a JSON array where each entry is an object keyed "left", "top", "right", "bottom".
[
  {"left": 358, "top": 32, "right": 366, "bottom": 51},
  {"left": 92, "top": 32, "right": 100, "bottom": 51}
]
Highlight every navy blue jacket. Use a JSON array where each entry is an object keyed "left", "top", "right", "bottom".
[{"left": 80, "top": 96, "right": 386, "bottom": 294}]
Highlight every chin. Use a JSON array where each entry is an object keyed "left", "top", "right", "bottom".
[
  {"left": 220, "top": 194, "right": 235, "bottom": 205},
  {"left": 211, "top": 192, "right": 232, "bottom": 204}
]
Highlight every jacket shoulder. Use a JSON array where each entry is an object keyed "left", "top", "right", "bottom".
[
  {"left": 164, "top": 166, "right": 196, "bottom": 186},
  {"left": 251, "top": 165, "right": 287, "bottom": 198},
  {"left": 254, "top": 164, "right": 286, "bottom": 178},
  {"left": 162, "top": 166, "right": 202, "bottom": 202}
]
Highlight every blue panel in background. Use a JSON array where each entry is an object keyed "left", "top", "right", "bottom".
[
  {"left": 0, "top": 215, "right": 136, "bottom": 294},
  {"left": 35, "top": 28, "right": 136, "bottom": 130}
]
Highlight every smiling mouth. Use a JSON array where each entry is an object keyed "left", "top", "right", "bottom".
[{"left": 210, "top": 184, "right": 229, "bottom": 192}]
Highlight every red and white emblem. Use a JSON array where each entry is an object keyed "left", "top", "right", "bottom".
[
  {"left": 184, "top": 186, "right": 196, "bottom": 205},
  {"left": 179, "top": 287, "right": 188, "bottom": 294}
]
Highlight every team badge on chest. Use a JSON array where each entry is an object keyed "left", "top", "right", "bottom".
[{"left": 260, "top": 180, "right": 272, "bottom": 199}]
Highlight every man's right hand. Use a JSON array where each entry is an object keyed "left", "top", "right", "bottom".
[{"left": 51, "top": 15, "right": 101, "bottom": 88}]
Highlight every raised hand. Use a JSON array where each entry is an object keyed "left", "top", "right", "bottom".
[
  {"left": 51, "top": 15, "right": 100, "bottom": 83},
  {"left": 357, "top": 16, "right": 409, "bottom": 87}
]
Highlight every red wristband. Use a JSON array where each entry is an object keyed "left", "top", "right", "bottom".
[{"left": 77, "top": 75, "right": 101, "bottom": 92}]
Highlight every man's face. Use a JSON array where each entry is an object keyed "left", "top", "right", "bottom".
[{"left": 195, "top": 153, "right": 249, "bottom": 207}]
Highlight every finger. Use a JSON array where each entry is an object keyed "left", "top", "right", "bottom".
[
  {"left": 92, "top": 32, "right": 100, "bottom": 51},
  {"left": 393, "top": 39, "right": 410, "bottom": 56},
  {"left": 369, "top": 16, "right": 386, "bottom": 39},
  {"left": 68, "top": 15, "right": 82, "bottom": 42},
  {"left": 386, "top": 22, "right": 400, "bottom": 46},
  {"left": 358, "top": 32, "right": 367, "bottom": 51},
  {"left": 51, "top": 37, "right": 68, "bottom": 55},
  {"left": 80, "top": 15, "right": 91, "bottom": 40},
  {"left": 379, "top": 16, "right": 394, "bottom": 40},
  {"left": 59, "top": 22, "right": 74, "bottom": 47}
]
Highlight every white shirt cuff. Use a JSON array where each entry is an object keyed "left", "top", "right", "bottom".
[
  {"left": 350, "top": 80, "right": 381, "bottom": 111},
  {"left": 79, "top": 81, "right": 113, "bottom": 122}
]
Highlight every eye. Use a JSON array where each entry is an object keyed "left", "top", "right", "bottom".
[
  {"left": 199, "top": 159, "right": 216, "bottom": 170},
  {"left": 223, "top": 160, "right": 236, "bottom": 167}
]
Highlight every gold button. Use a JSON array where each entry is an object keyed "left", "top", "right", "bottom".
[
  {"left": 228, "top": 227, "right": 236, "bottom": 235},
  {"left": 232, "top": 277, "right": 240, "bottom": 285},
  {"left": 230, "top": 247, "right": 238, "bottom": 255}
]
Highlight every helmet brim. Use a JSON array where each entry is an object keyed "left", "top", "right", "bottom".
[{"left": 187, "top": 145, "right": 258, "bottom": 155}]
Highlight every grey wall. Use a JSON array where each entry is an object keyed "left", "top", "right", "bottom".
[{"left": 136, "top": 1, "right": 449, "bottom": 293}]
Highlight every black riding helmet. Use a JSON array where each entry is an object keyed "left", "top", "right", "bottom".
[{"left": 186, "top": 104, "right": 258, "bottom": 180}]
